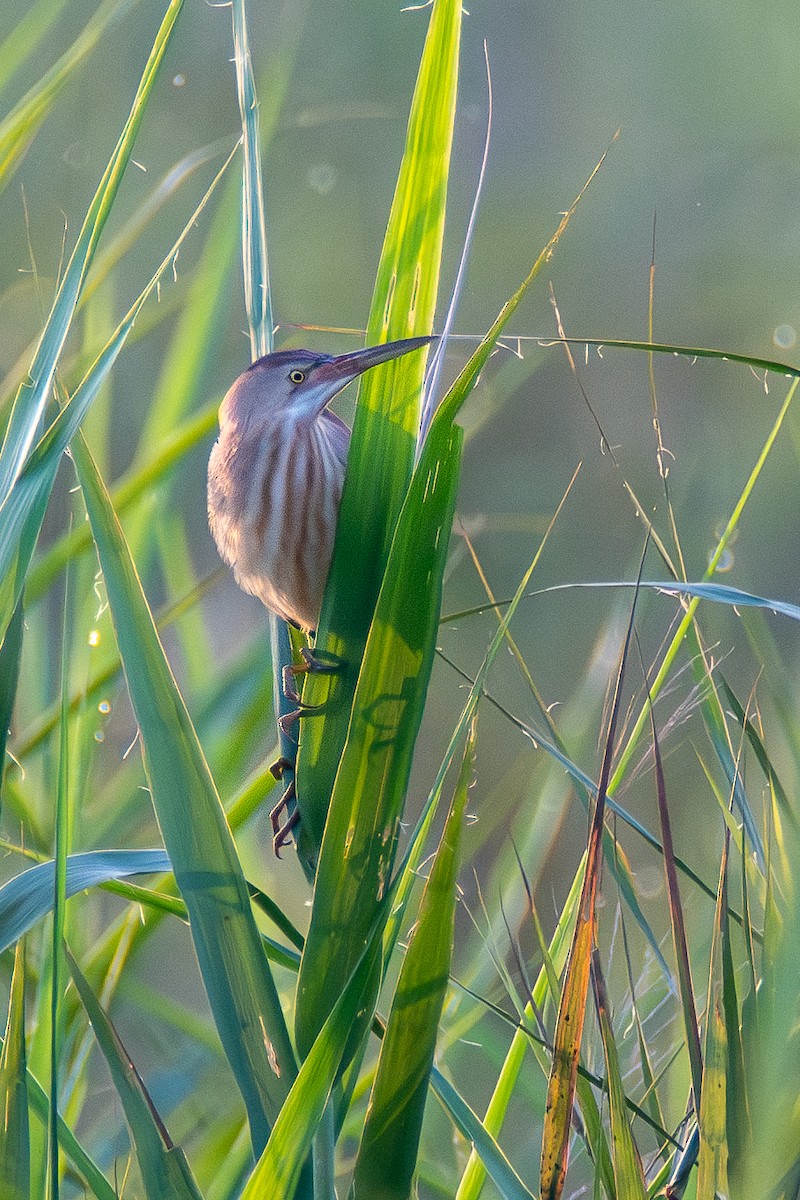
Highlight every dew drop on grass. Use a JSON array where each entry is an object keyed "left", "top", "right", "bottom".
[
  {"left": 773, "top": 323, "right": 797, "bottom": 351},
  {"left": 88, "top": 629, "right": 101, "bottom": 647},
  {"left": 172, "top": 73, "right": 186, "bottom": 88},
  {"left": 714, "top": 548, "right": 734, "bottom": 573},
  {"left": 98, "top": 700, "right": 111, "bottom": 715},
  {"left": 94, "top": 730, "right": 105, "bottom": 744}
]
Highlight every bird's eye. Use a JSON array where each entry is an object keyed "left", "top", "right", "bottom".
[{"left": 289, "top": 369, "right": 306, "bottom": 384}]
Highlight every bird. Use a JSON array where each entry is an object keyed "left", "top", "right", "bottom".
[
  {"left": 208, "top": 336, "right": 434, "bottom": 856},
  {"left": 207, "top": 336, "right": 434, "bottom": 634}
]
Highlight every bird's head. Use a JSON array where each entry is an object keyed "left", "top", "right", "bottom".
[{"left": 219, "top": 336, "right": 436, "bottom": 430}]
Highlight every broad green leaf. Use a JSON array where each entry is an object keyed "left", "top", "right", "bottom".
[
  {"left": 296, "top": 0, "right": 461, "bottom": 845},
  {"left": 73, "top": 434, "right": 296, "bottom": 1152},
  {"left": 67, "top": 950, "right": 204, "bottom": 1200},
  {"left": 0, "top": 942, "right": 30, "bottom": 1200},
  {"left": 0, "top": 0, "right": 183, "bottom": 511},
  {"left": 590, "top": 951, "right": 647, "bottom": 1200},
  {"left": 351, "top": 724, "right": 474, "bottom": 1200},
  {"left": 295, "top": 420, "right": 462, "bottom": 1058}
]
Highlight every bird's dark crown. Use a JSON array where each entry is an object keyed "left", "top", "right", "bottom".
[{"left": 246, "top": 348, "right": 332, "bottom": 373}]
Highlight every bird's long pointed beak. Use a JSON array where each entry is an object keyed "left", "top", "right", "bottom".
[{"left": 314, "top": 335, "right": 437, "bottom": 386}]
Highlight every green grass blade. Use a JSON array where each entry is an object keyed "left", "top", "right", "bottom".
[
  {"left": 590, "top": 950, "right": 647, "bottom": 1200},
  {"left": 72, "top": 434, "right": 297, "bottom": 1151},
  {"left": 0, "top": 849, "right": 170, "bottom": 952},
  {"left": 26, "top": 399, "right": 219, "bottom": 604},
  {"left": 295, "top": 152, "right": 604, "bottom": 1052},
  {"left": 0, "top": 595, "right": 23, "bottom": 804},
  {"left": 66, "top": 949, "right": 204, "bottom": 1200},
  {"left": 241, "top": 925, "right": 386, "bottom": 1200},
  {"left": 297, "top": 0, "right": 461, "bottom": 836},
  {"left": 0, "top": 0, "right": 183, "bottom": 508},
  {"left": 0, "top": 0, "right": 68, "bottom": 99},
  {"left": 431, "top": 1069, "right": 536, "bottom": 1200},
  {"left": 351, "top": 723, "right": 474, "bottom": 1200},
  {"left": 48, "top": 590, "right": 71, "bottom": 1200},
  {"left": 696, "top": 841, "right": 731, "bottom": 1200},
  {"left": 231, "top": 0, "right": 272, "bottom": 359},
  {"left": 648, "top": 696, "right": 703, "bottom": 1107},
  {"left": 607, "top": 377, "right": 800, "bottom": 803},
  {"left": 0, "top": 942, "right": 30, "bottom": 1200}
]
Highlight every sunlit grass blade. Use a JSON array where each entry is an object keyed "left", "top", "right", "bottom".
[
  {"left": 72, "top": 434, "right": 297, "bottom": 1152},
  {"left": 0, "top": 0, "right": 136, "bottom": 193},
  {"left": 297, "top": 0, "right": 461, "bottom": 840},
  {"left": 444, "top": 577, "right": 800, "bottom": 625},
  {"left": 297, "top": 453, "right": 570, "bottom": 1070},
  {"left": 0, "top": 0, "right": 183, "bottom": 509},
  {"left": 0, "top": 942, "right": 30, "bottom": 1200},
  {"left": 696, "top": 836, "right": 731, "bottom": 1200},
  {"left": 66, "top": 949, "right": 204, "bottom": 1200},
  {"left": 590, "top": 949, "right": 647, "bottom": 1200},
  {"left": 0, "top": 145, "right": 234, "bottom": 643},
  {"left": 543, "top": 335, "right": 800, "bottom": 380},
  {"left": 351, "top": 722, "right": 474, "bottom": 1200}
]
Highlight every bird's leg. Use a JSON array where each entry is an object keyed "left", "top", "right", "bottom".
[{"left": 268, "top": 757, "right": 300, "bottom": 857}]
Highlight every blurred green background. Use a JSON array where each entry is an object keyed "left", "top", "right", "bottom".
[
  {"left": 6, "top": 2, "right": 800, "bottom": 892},
  {"left": 5, "top": 0, "right": 800, "bottom": 916},
  {"left": 2, "top": 2, "right": 799, "bottom": 1183}
]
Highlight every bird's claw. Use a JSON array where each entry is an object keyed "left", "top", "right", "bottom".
[{"left": 269, "top": 775, "right": 300, "bottom": 858}]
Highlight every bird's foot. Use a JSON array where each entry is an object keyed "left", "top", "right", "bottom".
[
  {"left": 281, "top": 648, "right": 344, "bottom": 703},
  {"left": 277, "top": 702, "right": 325, "bottom": 735},
  {"left": 269, "top": 757, "right": 300, "bottom": 857}
]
